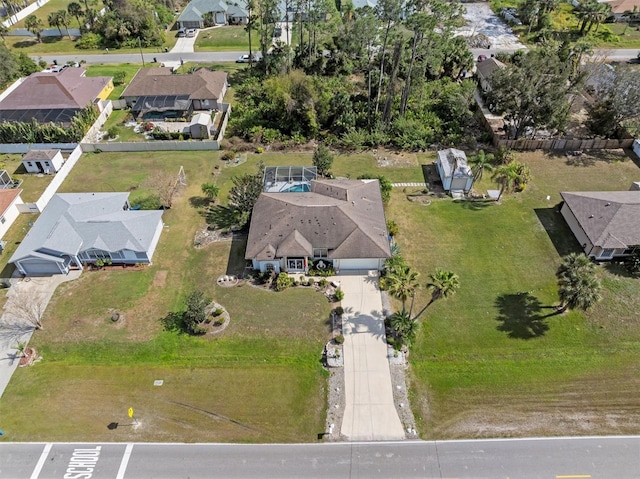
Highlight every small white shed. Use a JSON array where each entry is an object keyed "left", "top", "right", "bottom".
[
  {"left": 22, "top": 149, "right": 64, "bottom": 174},
  {"left": 436, "top": 148, "right": 474, "bottom": 193},
  {"left": 189, "top": 113, "right": 212, "bottom": 139}
]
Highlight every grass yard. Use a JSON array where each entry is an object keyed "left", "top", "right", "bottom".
[
  {"left": 8, "top": 0, "right": 103, "bottom": 29},
  {"left": 0, "top": 154, "right": 53, "bottom": 203},
  {"left": 6, "top": 35, "right": 178, "bottom": 55},
  {"left": 85, "top": 64, "right": 144, "bottom": 99},
  {"left": 194, "top": 26, "right": 250, "bottom": 52},
  {"left": 0, "top": 151, "right": 333, "bottom": 442},
  {"left": 386, "top": 149, "right": 640, "bottom": 438}
]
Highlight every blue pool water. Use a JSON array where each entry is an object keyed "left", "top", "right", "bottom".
[{"left": 282, "top": 183, "right": 310, "bottom": 192}]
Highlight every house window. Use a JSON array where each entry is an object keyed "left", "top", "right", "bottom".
[
  {"left": 111, "top": 251, "right": 124, "bottom": 259},
  {"left": 287, "top": 258, "right": 304, "bottom": 270},
  {"left": 202, "top": 99, "right": 209, "bottom": 107},
  {"left": 135, "top": 252, "right": 147, "bottom": 259},
  {"left": 313, "top": 248, "right": 328, "bottom": 258},
  {"left": 265, "top": 263, "right": 275, "bottom": 272},
  {"left": 86, "top": 249, "right": 110, "bottom": 259},
  {"left": 600, "top": 248, "right": 615, "bottom": 258},
  {"left": 27, "top": 162, "right": 33, "bottom": 166}
]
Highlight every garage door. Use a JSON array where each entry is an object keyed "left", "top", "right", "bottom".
[
  {"left": 337, "top": 258, "right": 381, "bottom": 271},
  {"left": 19, "top": 259, "right": 63, "bottom": 275}
]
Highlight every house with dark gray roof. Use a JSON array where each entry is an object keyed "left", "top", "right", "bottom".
[
  {"left": 560, "top": 190, "right": 640, "bottom": 260},
  {"left": 10, "top": 193, "right": 164, "bottom": 276},
  {"left": 177, "top": 0, "right": 248, "bottom": 29},
  {"left": 0, "top": 68, "right": 113, "bottom": 125},
  {"left": 245, "top": 179, "right": 391, "bottom": 273},
  {"left": 121, "top": 67, "right": 228, "bottom": 119}
]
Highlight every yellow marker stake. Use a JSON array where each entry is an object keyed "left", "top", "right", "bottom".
[{"left": 128, "top": 407, "right": 134, "bottom": 419}]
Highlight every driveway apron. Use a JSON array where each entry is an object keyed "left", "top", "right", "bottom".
[{"left": 338, "top": 273, "right": 405, "bottom": 441}]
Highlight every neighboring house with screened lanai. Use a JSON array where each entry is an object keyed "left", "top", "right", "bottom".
[
  {"left": 245, "top": 171, "right": 391, "bottom": 274},
  {"left": 560, "top": 190, "right": 640, "bottom": 261}
]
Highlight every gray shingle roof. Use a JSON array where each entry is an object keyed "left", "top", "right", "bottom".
[
  {"left": 10, "top": 193, "right": 163, "bottom": 262},
  {"left": 245, "top": 179, "right": 390, "bottom": 261},
  {"left": 121, "top": 68, "right": 228, "bottom": 101},
  {"left": 178, "top": 0, "right": 248, "bottom": 22},
  {"left": 561, "top": 191, "right": 640, "bottom": 249},
  {"left": 476, "top": 57, "right": 506, "bottom": 80},
  {"left": 23, "top": 149, "right": 60, "bottom": 161}
]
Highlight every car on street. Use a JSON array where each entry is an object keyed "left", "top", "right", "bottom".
[{"left": 236, "top": 54, "right": 257, "bottom": 63}]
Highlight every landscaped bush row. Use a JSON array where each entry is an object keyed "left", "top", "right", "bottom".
[
  {"left": 151, "top": 130, "right": 192, "bottom": 140},
  {"left": 0, "top": 105, "right": 98, "bottom": 143}
]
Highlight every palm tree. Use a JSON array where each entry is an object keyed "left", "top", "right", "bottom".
[
  {"left": 410, "top": 268, "right": 460, "bottom": 320},
  {"left": 67, "top": 2, "right": 83, "bottom": 28},
  {"left": 556, "top": 253, "right": 602, "bottom": 312},
  {"left": 382, "top": 265, "right": 420, "bottom": 315},
  {"left": 0, "top": 23, "right": 9, "bottom": 41},
  {"left": 25, "top": 15, "right": 44, "bottom": 43},
  {"left": 491, "top": 162, "right": 517, "bottom": 200},
  {"left": 469, "top": 150, "right": 495, "bottom": 186},
  {"left": 568, "top": 38, "right": 593, "bottom": 76},
  {"left": 389, "top": 310, "right": 418, "bottom": 346},
  {"left": 245, "top": 0, "right": 256, "bottom": 69},
  {"left": 48, "top": 11, "right": 62, "bottom": 36},
  {"left": 56, "top": 10, "right": 71, "bottom": 38},
  {"left": 201, "top": 182, "right": 220, "bottom": 202}
]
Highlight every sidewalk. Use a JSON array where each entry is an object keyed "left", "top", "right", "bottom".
[{"left": 0, "top": 271, "right": 81, "bottom": 398}]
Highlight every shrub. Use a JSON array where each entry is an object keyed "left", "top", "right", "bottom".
[
  {"left": 319, "top": 278, "right": 328, "bottom": 287},
  {"left": 213, "top": 307, "right": 224, "bottom": 317},
  {"left": 107, "top": 126, "right": 119, "bottom": 139},
  {"left": 334, "top": 306, "right": 344, "bottom": 316},
  {"left": 76, "top": 32, "right": 102, "bottom": 49},
  {"left": 142, "top": 121, "right": 154, "bottom": 132},
  {"left": 307, "top": 278, "right": 315, "bottom": 287},
  {"left": 221, "top": 151, "right": 235, "bottom": 162},
  {"left": 334, "top": 334, "right": 344, "bottom": 344},
  {"left": 334, "top": 287, "right": 344, "bottom": 301},
  {"left": 386, "top": 219, "right": 399, "bottom": 237},
  {"left": 275, "top": 272, "right": 294, "bottom": 291},
  {"left": 255, "top": 146, "right": 264, "bottom": 154},
  {"left": 113, "top": 71, "right": 126, "bottom": 86}
]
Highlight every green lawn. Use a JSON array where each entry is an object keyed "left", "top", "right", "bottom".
[
  {"left": 85, "top": 63, "right": 144, "bottom": 99},
  {"left": 0, "top": 151, "right": 332, "bottom": 442},
  {"left": 386, "top": 149, "right": 640, "bottom": 438},
  {"left": 195, "top": 26, "right": 250, "bottom": 52},
  {"left": 8, "top": 0, "right": 103, "bottom": 29},
  {"left": 3, "top": 148, "right": 640, "bottom": 441},
  {"left": 1, "top": 154, "right": 53, "bottom": 203}
]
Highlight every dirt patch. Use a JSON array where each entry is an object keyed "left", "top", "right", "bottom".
[
  {"left": 194, "top": 226, "right": 234, "bottom": 248},
  {"left": 153, "top": 270, "right": 168, "bottom": 288},
  {"left": 373, "top": 148, "right": 417, "bottom": 168}
]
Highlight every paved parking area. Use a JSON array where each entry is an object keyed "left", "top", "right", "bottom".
[{"left": 338, "top": 273, "right": 405, "bottom": 441}]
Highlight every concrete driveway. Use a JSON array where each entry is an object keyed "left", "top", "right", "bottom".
[
  {"left": 338, "top": 273, "right": 405, "bottom": 441},
  {"left": 0, "top": 271, "right": 81, "bottom": 398}
]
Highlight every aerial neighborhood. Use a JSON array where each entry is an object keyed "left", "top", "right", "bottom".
[{"left": 1, "top": 0, "right": 640, "bottom": 452}]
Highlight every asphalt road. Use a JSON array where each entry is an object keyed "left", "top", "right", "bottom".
[
  {"left": 1, "top": 436, "right": 639, "bottom": 478},
  {"left": 33, "top": 48, "right": 640, "bottom": 66}
]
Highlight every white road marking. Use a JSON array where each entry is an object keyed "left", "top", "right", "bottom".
[
  {"left": 29, "top": 443, "right": 52, "bottom": 479},
  {"left": 116, "top": 443, "right": 134, "bottom": 479}
]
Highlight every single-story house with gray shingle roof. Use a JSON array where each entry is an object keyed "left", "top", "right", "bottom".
[
  {"left": 10, "top": 193, "right": 164, "bottom": 276},
  {"left": 476, "top": 57, "right": 506, "bottom": 93},
  {"left": 560, "top": 190, "right": 640, "bottom": 260},
  {"left": 121, "top": 67, "right": 228, "bottom": 119},
  {"left": 177, "top": 0, "right": 248, "bottom": 28},
  {"left": 245, "top": 179, "right": 391, "bottom": 273}
]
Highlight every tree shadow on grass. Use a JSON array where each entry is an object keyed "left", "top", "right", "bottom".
[
  {"left": 495, "top": 292, "right": 552, "bottom": 339},
  {"left": 225, "top": 233, "right": 247, "bottom": 276},
  {"left": 603, "top": 260, "right": 636, "bottom": 278},
  {"left": 534, "top": 205, "right": 583, "bottom": 258},
  {"left": 189, "top": 196, "right": 210, "bottom": 217},
  {"left": 458, "top": 199, "right": 495, "bottom": 211}
]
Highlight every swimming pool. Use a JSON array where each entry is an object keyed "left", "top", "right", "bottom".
[{"left": 282, "top": 183, "right": 310, "bottom": 192}]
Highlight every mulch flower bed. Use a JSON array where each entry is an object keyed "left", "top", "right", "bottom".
[{"left": 19, "top": 347, "right": 37, "bottom": 367}]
